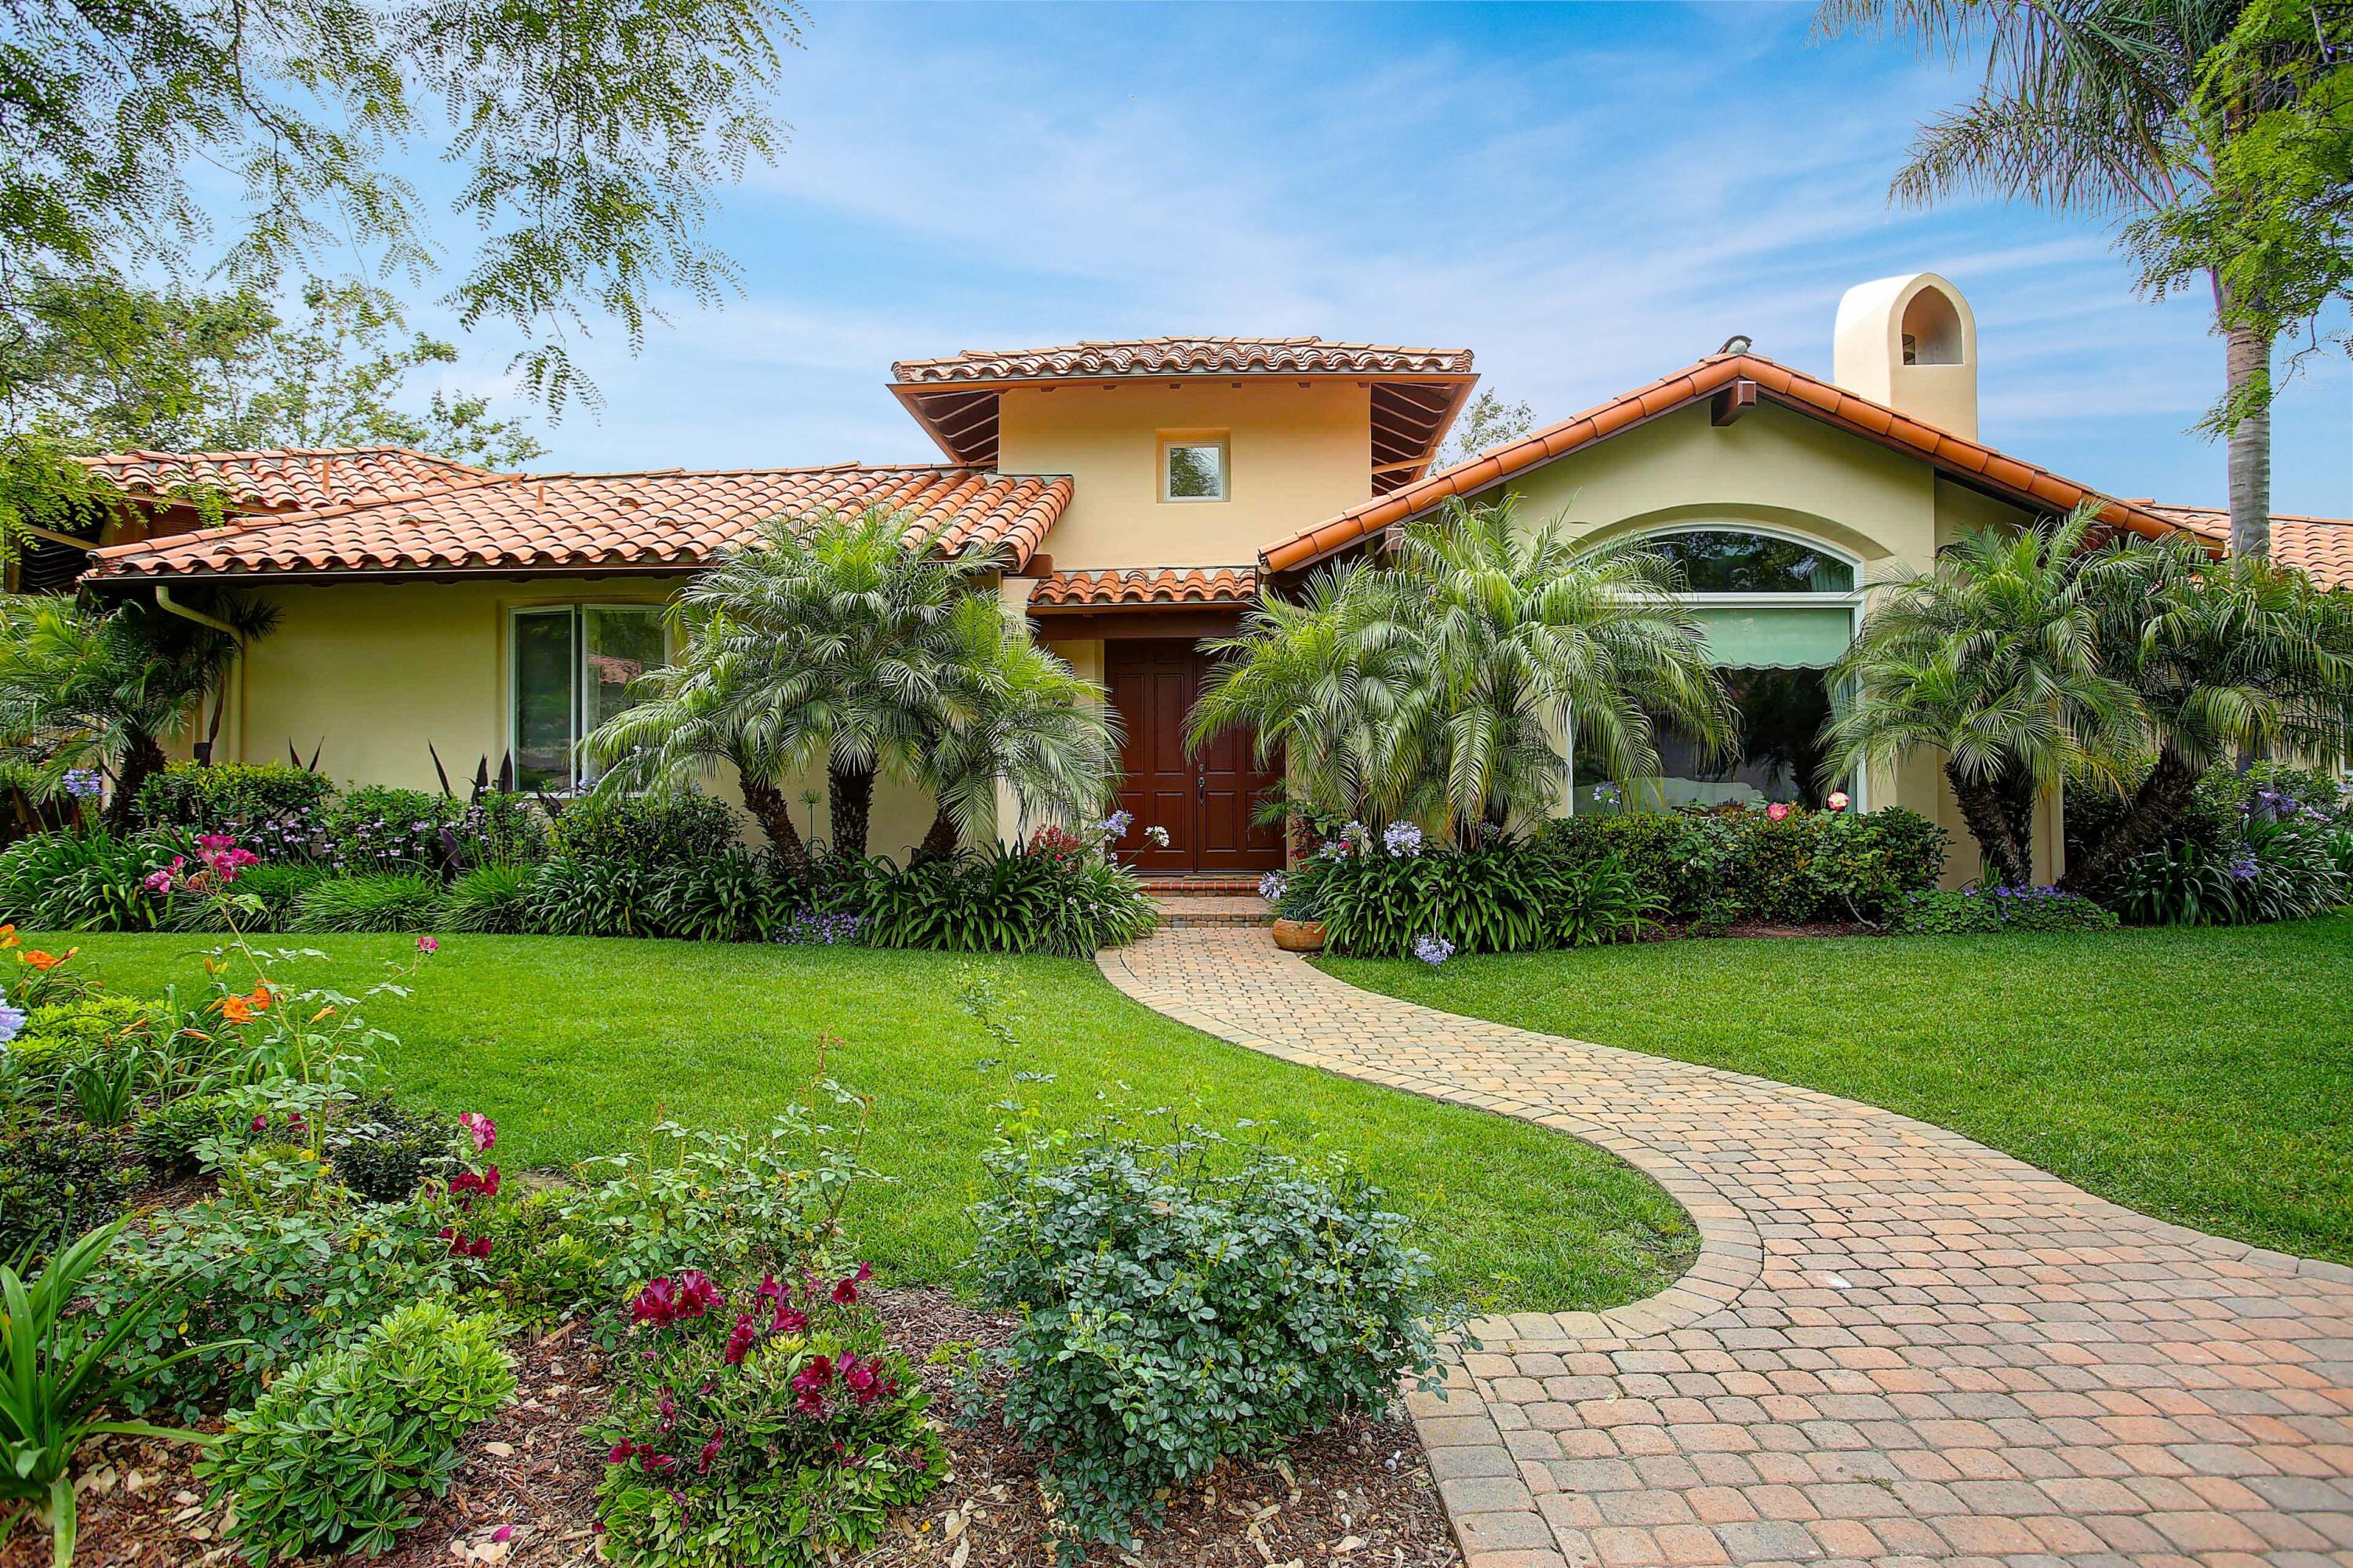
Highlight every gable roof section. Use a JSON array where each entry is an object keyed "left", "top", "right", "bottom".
[
  {"left": 84, "top": 465, "right": 1071, "bottom": 583},
  {"left": 1260, "top": 351, "right": 2191, "bottom": 574},
  {"left": 889, "top": 336, "right": 1478, "bottom": 494},
  {"left": 1028, "top": 566, "right": 1257, "bottom": 610},
  {"left": 2143, "top": 504, "right": 2353, "bottom": 590},
  {"left": 76, "top": 446, "right": 493, "bottom": 514}
]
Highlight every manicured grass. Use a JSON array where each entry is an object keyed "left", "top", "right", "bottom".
[
  {"left": 31, "top": 933, "right": 1696, "bottom": 1313},
  {"left": 1326, "top": 915, "right": 2353, "bottom": 1265}
]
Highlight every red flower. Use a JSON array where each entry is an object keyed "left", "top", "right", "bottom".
[
  {"left": 756, "top": 1273, "right": 784, "bottom": 1304},
  {"left": 631, "top": 1279, "right": 682, "bottom": 1326},
  {"left": 840, "top": 1353, "right": 882, "bottom": 1404},
  {"left": 696, "top": 1427, "right": 726, "bottom": 1474},
  {"left": 723, "top": 1313, "right": 759, "bottom": 1366},
  {"left": 830, "top": 1263, "right": 872, "bottom": 1304},
  {"left": 770, "top": 1303, "right": 808, "bottom": 1335},
  {"left": 790, "top": 1354, "right": 835, "bottom": 1415},
  {"left": 675, "top": 1270, "right": 722, "bottom": 1319}
]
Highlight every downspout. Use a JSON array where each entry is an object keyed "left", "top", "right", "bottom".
[{"left": 154, "top": 584, "right": 245, "bottom": 764}]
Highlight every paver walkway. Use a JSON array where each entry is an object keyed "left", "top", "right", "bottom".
[{"left": 1098, "top": 928, "right": 2353, "bottom": 1568}]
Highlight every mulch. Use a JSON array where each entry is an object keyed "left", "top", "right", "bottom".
[{"left": 9, "top": 1289, "right": 1461, "bottom": 1568}]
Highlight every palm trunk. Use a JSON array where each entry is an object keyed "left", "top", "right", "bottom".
[
  {"left": 736, "top": 770, "right": 811, "bottom": 877},
  {"left": 1946, "top": 759, "right": 2034, "bottom": 890},
  {"left": 2060, "top": 748, "right": 2204, "bottom": 893},
  {"left": 2217, "top": 275, "right": 2272, "bottom": 560},
  {"left": 107, "top": 733, "right": 169, "bottom": 830},
  {"left": 915, "top": 806, "right": 961, "bottom": 863},
  {"left": 827, "top": 759, "right": 875, "bottom": 858}
]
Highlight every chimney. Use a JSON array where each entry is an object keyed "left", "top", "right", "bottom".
[{"left": 1832, "top": 272, "right": 1978, "bottom": 440}]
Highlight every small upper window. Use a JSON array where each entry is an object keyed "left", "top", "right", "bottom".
[{"left": 1162, "top": 439, "right": 1227, "bottom": 502}]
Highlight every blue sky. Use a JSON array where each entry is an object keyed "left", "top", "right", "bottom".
[{"left": 409, "top": 2, "right": 2351, "bottom": 515}]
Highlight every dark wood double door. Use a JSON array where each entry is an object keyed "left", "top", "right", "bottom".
[{"left": 1105, "top": 638, "right": 1283, "bottom": 875}]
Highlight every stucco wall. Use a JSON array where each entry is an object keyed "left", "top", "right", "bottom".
[
  {"left": 997, "top": 380, "right": 1372, "bottom": 570},
  {"left": 1457, "top": 401, "right": 2053, "bottom": 885},
  {"left": 220, "top": 575, "right": 943, "bottom": 858}
]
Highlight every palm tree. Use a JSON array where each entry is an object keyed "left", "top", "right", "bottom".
[
  {"left": 1824, "top": 504, "right": 2146, "bottom": 886},
  {"left": 1818, "top": 0, "right": 2278, "bottom": 556},
  {"left": 913, "top": 595, "right": 1122, "bottom": 860},
  {"left": 1191, "top": 498, "right": 1735, "bottom": 844},
  {"left": 0, "top": 591, "right": 278, "bottom": 827},
  {"left": 2062, "top": 532, "right": 2353, "bottom": 886}
]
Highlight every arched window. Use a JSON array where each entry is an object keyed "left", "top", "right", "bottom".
[
  {"left": 1642, "top": 529, "right": 1856, "bottom": 594},
  {"left": 1574, "top": 526, "right": 1862, "bottom": 813}
]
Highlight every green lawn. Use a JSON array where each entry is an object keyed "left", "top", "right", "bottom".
[
  {"left": 29, "top": 933, "right": 1695, "bottom": 1313},
  {"left": 1326, "top": 915, "right": 2353, "bottom": 1265}
]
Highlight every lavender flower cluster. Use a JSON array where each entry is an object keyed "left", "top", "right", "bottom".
[
  {"left": 780, "top": 908, "right": 863, "bottom": 946},
  {"left": 1412, "top": 931, "right": 1455, "bottom": 966}
]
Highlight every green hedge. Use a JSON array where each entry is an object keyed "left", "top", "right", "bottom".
[
  {"left": 135, "top": 762, "right": 332, "bottom": 829},
  {"left": 1537, "top": 805, "right": 1947, "bottom": 928}
]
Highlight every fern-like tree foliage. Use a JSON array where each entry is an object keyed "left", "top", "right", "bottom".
[
  {"left": 1824, "top": 505, "right": 2147, "bottom": 887},
  {"left": 1190, "top": 498, "right": 1736, "bottom": 845},
  {"left": 583, "top": 507, "right": 1115, "bottom": 868},
  {"left": 1817, "top": 0, "right": 2342, "bottom": 559},
  {"left": 0, "top": 592, "right": 279, "bottom": 826}
]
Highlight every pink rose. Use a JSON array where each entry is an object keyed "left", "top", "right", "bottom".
[
  {"left": 1826, "top": 791, "right": 1850, "bottom": 812},
  {"left": 1766, "top": 802, "right": 1791, "bottom": 822}
]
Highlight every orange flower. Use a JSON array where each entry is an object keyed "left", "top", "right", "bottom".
[
  {"left": 244, "top": 984, "right": 273, "bottom": 1013},
  {"left": 0, "top": 924, "right": 17, "bottom": 949},
  {"left": 22, "top": 951, "right": 63, "bottom": 971},
  {"left": 219, "top": 995, "right": 253, "bottom": 1024}
]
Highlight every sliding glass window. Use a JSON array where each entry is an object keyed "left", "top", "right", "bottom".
[{"left": 509, "top": 605, "right": 666, "bottom": 791}]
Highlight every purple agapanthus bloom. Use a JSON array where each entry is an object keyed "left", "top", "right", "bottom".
[
  {"left": 1413, "top": 932, "right": 1455, "bottom": 966},
  {"left": 0, "top": 994, "right": 24, "bottom": 1046},
  {"left": 2227, "top": 847, "right": 2259, "bottom": 882},
  {"left": 60, "top": 769, "right": 102, "bottom": 802},
  {"left": 1382, "top": 820, "right": 1424, "bottom": 858},
  {"left": 1258, "top": 871, "right": 1287, "bottom": 903}
]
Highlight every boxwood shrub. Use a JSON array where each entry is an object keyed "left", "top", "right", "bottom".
[
  {"left": 548, "top": 790, "right": 741, "bottom": 869},
  {"left": 135, "top": 761, "right": 333, "bottom": 830},
  {"left": 1537, "top": 804, "right": 1947, "bottom": 928}
]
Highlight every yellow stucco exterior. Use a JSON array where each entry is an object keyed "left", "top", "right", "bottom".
[{"left": 997, "top": 380, "right": 1373, "bottom": 569}]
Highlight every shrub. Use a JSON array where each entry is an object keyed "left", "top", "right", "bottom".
[
  {"left": 860, "top": 846, "right": 1155, "bottom": 956},
  {"left": 133, "top": 1089, "right": 238, "bottom": 1176},
  {"left": 549, "top": 790, "right": 740, "bottom": 869},
  {"left": 329, "top": 1097, "right": 456, "bottom": 1203},
  {"left": 0, "top": 1124, "right": 140, "bottom": 1261},
  {"left": 1537, "top": 806, "right": 1947, "bottom": 928},
  {"left": 522, "top": 855, "right": 656, "bottom": 937},
  {"left": 1889, "top": 885, "right": 2118, "bottom": 935},
  {"left": 87, "top": 1197, "right": 464, "bottom": 1421},
  {"left": 592, "top": 1268, "right": 943, "bottom": 1568},
  {"left": 1307, "top": 832, "right": 1657, "bottom": 958},
  {"left": 316, "top": 786, "right": 455, "bottom": 874},
  {"left": 0, "top": 829, "right": 180, "bottom": 931},
  {"left": 200, "top": 1301, "right": 515, "bottom": 1564},
  {"left": 291, "top": 871, "right": 442, "bottom": 933},
  {"left": 651, "top": 849, "right": 798, "bottom": 942},
  {"left": 167, "top": 860, "right": 325, "bottom": 931},
  {"left": 966, "top": 1122, "right": 1449, "bottom": 1556},
  {"left": 18, "top": 993, "right": 162, "bottom": 1068},
  {"left": 135, "top": 762, "right": 332, "bottom": 831},
  {"left": 437, "top": 862, "right": 535, "bottom": 934}
]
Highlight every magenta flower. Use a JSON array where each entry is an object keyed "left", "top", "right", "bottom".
[
  {"left": 417, "top": 935, "right": 439, "bottom": 954},
  {"left": 769, "top": 1303, "right": 809, "bottom": 1335},
  {"left": 696, "top": 1428, "right": 726, "bottom": 1474},
  {"left": 830, "top": 1261, "right": 874, "bottom": 1304},
  {"left": 143, "top": 868, "right": 173, "bottom": 895},
  {"left": 631, "top": 1278, "right": 683, "bottom": 1326},
  {"left": 723, "top": 1312, "right": 759, "bottom": 1366},
  {"left": 1766, "top": 802, "right": 1791, "bottom": 822},
  {"left": 675, "top": 1271, "right": 722, "bottom": 1318},
  {"left": 459, "top": 1111, "right": 496, "bottom": 1152},
  {"left": 1826, "top": 791, "right": 1850, "bottom": 812}
]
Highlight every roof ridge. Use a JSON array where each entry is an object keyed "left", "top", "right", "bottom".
[{"left": 87, "top": 470, "right": 528, "bottom": 558}]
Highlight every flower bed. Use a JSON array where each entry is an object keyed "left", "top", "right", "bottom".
[{"left": 0, "top": 770, "right": 1158, "bottom": 955}]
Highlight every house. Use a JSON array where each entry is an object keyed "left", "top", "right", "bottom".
[{"left": 72, "top": 275, "right": 2353, "bottom": 882}]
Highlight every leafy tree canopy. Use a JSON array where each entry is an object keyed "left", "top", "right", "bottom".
[{"left": 1435, "top": 390, "right": 1537, "bottom": 471}]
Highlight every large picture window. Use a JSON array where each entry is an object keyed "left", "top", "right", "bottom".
[
  {"left": 510, "top": 605, "right": 667, "bottom": 791},
  {"left": 1577, "top": 526, "right": 1862, "bottom": 813}
]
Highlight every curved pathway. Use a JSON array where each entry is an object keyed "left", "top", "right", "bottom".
[{"left": 1099, "top": 928, "right": 2353, "bottom": 1568}]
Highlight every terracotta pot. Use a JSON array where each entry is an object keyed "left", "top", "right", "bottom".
[{"left": 1271, "top": 918, "right": 1327, "bottom": 953}]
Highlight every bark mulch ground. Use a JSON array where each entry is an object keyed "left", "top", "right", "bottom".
[{"left": 10, "top": 1290, "right": 1461, "bottom": 1568}]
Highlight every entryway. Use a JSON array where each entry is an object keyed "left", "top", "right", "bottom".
[{"left": 1104, "top": 638, "right": 1283, "bottom": 875}]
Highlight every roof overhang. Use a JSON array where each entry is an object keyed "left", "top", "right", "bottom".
[{"left": 1260, "top": 353, "right": 2198, "bottom": 576}]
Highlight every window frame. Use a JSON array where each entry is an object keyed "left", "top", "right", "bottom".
[
  {"left": 1158, "top": 435, "right": 1230, "bottom": 504},
  {"left": 505, "top": 601, "right": 670, "bottom": 795},
  {"left": 1569, "top": 523, "right": 1871, "bottom": 812}
]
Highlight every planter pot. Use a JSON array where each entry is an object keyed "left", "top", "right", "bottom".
[{"left": 1271, "top": 918, "right": 1327, "bottom": 953}]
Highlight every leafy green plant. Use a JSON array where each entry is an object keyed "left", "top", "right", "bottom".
[
  {"left": 64, "top": 1052, "right": 144, "bottom": 1129},
  {"left": 0, "top": 831, "right": 180, "bottom": 932},
  {"left": 649, "top": 849, "right": 798, "bottom": 942},
  {"left": 0, "top": 1224, "right": 217, "bottom": 1568},
  {"left": 1889, "top": 886, "right": 2118, "bottom": 935},
  {"left": 328, "top": 1098, "right": 455, "bottom": 1204},
  {"left": 1545, "top": 853, "right": 1661, "bottom": 948},
  {"left": 522, "top": 856, "right": 656, "bottom": 937},
  {"left": 966, "top": 1119, "right": 1453, "bottom": 1559},
  {"left": 860, "top": 846, "right": 1154, "bottom": 956},
  {"left": 435, "top": 863, "right": 535, "bottom": 934},
  {"left": 592, "top": 1267, "right": 942, "bottom": 1568},
  {"left": 0, "top": 1126, "right": 138, "bottom": 1263},
  {"left": 134, "top": 762, "right": 330, "bottom": 831},
  {"left": 289, "top": 873, "right": 442, "bottom": 933},
  {"left": 133, "top": 1090, "right": 238, "bottom": 1176},
  {"left": 549, "top": 791, "right": 741, "bottom": 869},
  {"left": 198, "top": 1301, "right": 515, "bottom": 1564},
  {"left": 167, "top": 863, "right": 325, "bottom": 931}
]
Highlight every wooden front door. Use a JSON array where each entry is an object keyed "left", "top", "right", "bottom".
[{"left": 1105, "top": 638, "right": 1283, "bottom": 875}]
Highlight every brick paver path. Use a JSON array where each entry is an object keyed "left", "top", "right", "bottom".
[{"left": 1098, "top": 927, "right": 2353, "bottom": 1568}]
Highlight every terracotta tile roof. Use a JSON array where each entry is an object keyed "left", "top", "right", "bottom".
[
  {"left": 1260, "top": 352, "right": 2193, "bottom": 574},
  {"left": 1027, "top": 566, "right": 1258, "bottom": 610},
  {"left": 76, "top": 446, "right": 493, "bottom": 514},
  {"left": 893, "top": 336, "right": 1474, "bottom": 385},
  {"left": 84, "top": 465, "right": 1072, "bottom": 582},
  {"left": 2140, "top": 504, "right": 2353, "bottom": 590}
]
